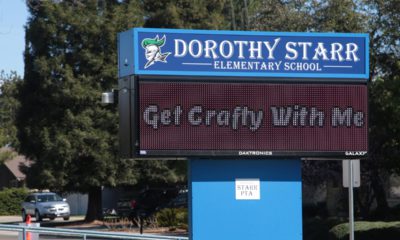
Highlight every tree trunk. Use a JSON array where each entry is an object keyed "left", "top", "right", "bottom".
[{"left": 85, "top": 186, "right": 103, "bottom": 222}]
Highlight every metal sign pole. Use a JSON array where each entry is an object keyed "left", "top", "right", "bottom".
[{"left": 348, "top": 160, "right": 355, "bottom": 240}]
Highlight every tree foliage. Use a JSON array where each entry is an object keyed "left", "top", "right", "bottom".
[
  {"left": 0, "top": 71, "right": 21, "bottom": 148},
  {"left": 0, "top": 188, "right": 29, "bottom": 215},
  {"left": 251, "top": 0, "right": 312, "bottom": 32},
  {"left": 143, "top": 0, "right": 229, "bottom": 30},
  {"left": 18, "top": 0, "right": 144, "bottom": 221},
  {"left": 14, "top": 0, "right": 400, "bottom": 220},
  {"left": 359, "top": 0, "right": 400, "bottom": 216}
]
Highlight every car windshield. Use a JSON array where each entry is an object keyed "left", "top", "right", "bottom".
[{"left": 37, "top": 194, "right": 63, "bottom": 202}]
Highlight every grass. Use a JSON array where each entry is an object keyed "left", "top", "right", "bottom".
[{"left": 329, "top": 221, "right": 400, "bottom": 240}]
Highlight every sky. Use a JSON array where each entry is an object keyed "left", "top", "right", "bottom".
[{"left": 0, "top": 0, "right": 28, "bottom": 77}]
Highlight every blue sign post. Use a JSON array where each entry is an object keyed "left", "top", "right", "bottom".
[{"left": 118, "top": 28, "right": 369, "bottom": 240}]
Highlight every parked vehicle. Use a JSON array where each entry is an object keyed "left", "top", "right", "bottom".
[
  {"left": 21, "top": 191, "right": 70, "bottom": 221},
  {"left": 117, "top": 188, "right": 181, "bottom": 219},
  {"left": 165, "top": 189, "right": 188, "bottom": 208}
]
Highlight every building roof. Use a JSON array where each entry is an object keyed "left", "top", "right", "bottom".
[{"left": 0, "top": 147, "right": 31, "bottom": 181}]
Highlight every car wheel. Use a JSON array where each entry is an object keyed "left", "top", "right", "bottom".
[
  {"left": 35, "top": 210, "right": 42, "bottom": 222},
  {"left": 63, "top": 216, "right": 70, "bottom": 221},
  {"left": 22, "top": 210, "right": 27, "bottom": 222}
]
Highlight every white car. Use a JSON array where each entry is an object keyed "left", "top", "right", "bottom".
[{"left": 21, "top": 192, "right": 70, "bottom": 221}]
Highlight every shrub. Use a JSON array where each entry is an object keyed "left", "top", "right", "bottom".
[
  {"left": 329, "top": 221, "right": 400, "bottom": 240},
  {"left": 0, "top": 188, "right": 28, "bottom": 215},
  {"left": 156, "top": 208, "right": 188, "bottom": 230}
]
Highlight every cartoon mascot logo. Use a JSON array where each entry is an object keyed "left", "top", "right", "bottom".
[{"left": 141, "top": 35, "right": 171, "bottom": 69}]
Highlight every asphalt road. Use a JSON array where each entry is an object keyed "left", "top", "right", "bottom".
[{"left": 0, "top": 215, "right": 85, "bottom": 224}]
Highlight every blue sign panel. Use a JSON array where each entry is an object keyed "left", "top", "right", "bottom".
[{"left": 119, "top": 28, "right": 369, "bottom": 80}]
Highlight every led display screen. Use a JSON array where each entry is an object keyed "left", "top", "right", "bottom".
[{"left": 138, "top": 82, "right": 367, "bottom": 157}]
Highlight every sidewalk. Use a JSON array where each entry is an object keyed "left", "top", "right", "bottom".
[
  {"left": 0, "top": 215, "right": 21, "bottom": 224},
  {"left": 0, "top": 215, "right": 85, "bottom": 224},
  {"left": 0, "top": 215, "right": 86, "bottom": 237}
]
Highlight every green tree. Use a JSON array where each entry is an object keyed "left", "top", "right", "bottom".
[
  {"left": 366, "top": 61, "right": 400, "bottom": 217},
  {"left": 0, "top": 71, "right": 21, "bottom": 148},
  {"left": 251, "top": 0, "right": 312, "bottom": 32},
  {"left": 143, "top": 0, "right": 229, "bottom": 30},
  {"left": 356, "top": 0, "right": 400, "bottom": 217},
  {"left": 0, "top": 71, "right": 21, "bottom": 181},
  {"left": 18, "top": 0, "right": 143, "bottom": 221},
  {"left": 364, "top": 0, "right": 400, "bottom": 78},
  {"left": 311, "top": 0, "right": 365, "bottom": 33}
]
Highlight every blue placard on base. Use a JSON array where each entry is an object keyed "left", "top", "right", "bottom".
[{"left": 189, "top": 159, "right": 302, "bottom": 240}]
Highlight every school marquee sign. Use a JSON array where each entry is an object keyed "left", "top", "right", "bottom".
[
  {"left": 119, "top": 28, "right": 369, "bottom": 80},
  {"left": 118, "top": 28, "right": 369, "bottom": 158},
  {"left": 139, "top": 82, "right": 367, "bottom": 157}
]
